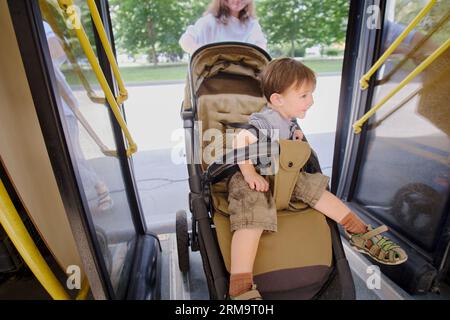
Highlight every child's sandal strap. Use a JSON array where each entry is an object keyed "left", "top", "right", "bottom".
[
  {"left": 361, "top": 225, "right": 388, "bottom": 240},
  {"left": 348, "top": 225, "right": 408, "bottom": 265},
  {"left": 369, "top": 244, "right": 380, "bottom": 256}
]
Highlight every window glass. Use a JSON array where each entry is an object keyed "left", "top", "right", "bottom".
[
  {"left": 39, "top": 0, "right": 137, "bottom": 297},
  {"left": 353, "top": 0, "right": 450, "bottom": 252}
]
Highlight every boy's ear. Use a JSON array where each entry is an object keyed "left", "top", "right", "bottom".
[{"left": 269, "top": 93, "right": 283, "bottom": 106}]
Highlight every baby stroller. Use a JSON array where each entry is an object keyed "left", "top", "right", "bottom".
[{"left": 177, "top": 42, "right": 355, "bottom": 299}]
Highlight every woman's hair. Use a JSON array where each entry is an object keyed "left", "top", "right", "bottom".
[{"left": 205, "top": 0, "right": 256, "bottom": 24}]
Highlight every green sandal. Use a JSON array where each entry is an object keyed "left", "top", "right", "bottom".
[
  {"left": 346, "top": 225, "right": 408, "bottom": 265},
  {"left": 230, "top": 284, "right": 262, "bottom": 300}
]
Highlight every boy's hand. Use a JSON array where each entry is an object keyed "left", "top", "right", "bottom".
[
  {"left": 293, "top": 129, "right": 304, "bottom": 141},
  {"left": 243, "top": 171, "right": 269, "bottom": 192}
]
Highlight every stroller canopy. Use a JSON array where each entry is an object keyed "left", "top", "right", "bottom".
[{"left": 184, "top": 42, "right": 271, "bottom": 111}]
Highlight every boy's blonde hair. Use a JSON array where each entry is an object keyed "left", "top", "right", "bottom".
[
  {"left": 205, "top": 0, "right": 256, "bottom": 24},
  {"left": 260, "top": 58, "right": 316, "bottom": 102}
]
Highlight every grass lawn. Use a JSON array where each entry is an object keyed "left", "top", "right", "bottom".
[
  {"left": 63, "top": 64, "right": 189, "bottom": 86},
  {"left": 302, "top": 58, "right": 343, "bottom": 74},
  {"left": 63, "top": 58, "right": 342, "bottom": 86}
]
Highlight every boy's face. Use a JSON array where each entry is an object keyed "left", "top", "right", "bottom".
[{"left": 271, "top": 81, "right": 315, "bottom": 119}]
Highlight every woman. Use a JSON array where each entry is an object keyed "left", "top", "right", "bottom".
[{"left": 179, "top": 0, "right": 267, "bottom": 54}]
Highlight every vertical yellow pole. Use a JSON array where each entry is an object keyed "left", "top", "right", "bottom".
[
  {"left": 75, "top": 279, "right": 90, "bottom": 300},
  {"left": 353, "top": 39, "right": 450, "bottom": 134},
  {"left": 87, "top": 0, "right": 128, "bottom": 104},
  {"left": 360, "top": 0, "right": 437, "bottom": 89},
  {"left": 57, "top": 0, "right": 137, "bottom": 156},
  {"left": 0, "top": 180, "right": 69, "bottom": 300}
]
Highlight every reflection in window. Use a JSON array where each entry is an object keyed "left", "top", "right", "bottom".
[
  {"left": 39, "top": 0, "right": 137, "bottom": 297},
  {"left": 353, "top": 1, "right": 449, "bottom": 252}
]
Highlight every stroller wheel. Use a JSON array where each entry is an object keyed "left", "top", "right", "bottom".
[{"left": 176, "top": 210, "right": 190, "bottom": 272}]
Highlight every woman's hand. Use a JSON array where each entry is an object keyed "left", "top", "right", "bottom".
[{"left": 242, "top": 171, "right": 269, "bottom": 192}]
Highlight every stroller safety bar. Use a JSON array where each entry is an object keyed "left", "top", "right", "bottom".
[
  {"left": 205, "top": 122, "right": 275, "bottom": 185},
  {"left": 204, "top": 143, "right": 276, "bottom": 185}
]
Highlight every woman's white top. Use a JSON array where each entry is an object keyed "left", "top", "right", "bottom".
[{"left": 181, "top": 13, "right": 267, "bottom": 52}]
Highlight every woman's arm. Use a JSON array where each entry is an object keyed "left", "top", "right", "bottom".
[
  {"left": 179, "top": 15, "right": 212, "bottom": 54},
  {"left": 249, "top": 20, "right": 267, "bottom": 50}
]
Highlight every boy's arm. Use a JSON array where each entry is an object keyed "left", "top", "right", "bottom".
[
  {"left": 233, "top": 129, "right": 257, "bottom": 173},
  {"left": 233, "top": 130, "right": 269, "bottom": 192}
]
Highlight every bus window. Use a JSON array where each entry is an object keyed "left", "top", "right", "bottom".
[
  {"left": 352, "top": 0, "right": 449, "bottom": 252},
  {"left": 38, "top": 0, "right": 138, "bottom": 298}
]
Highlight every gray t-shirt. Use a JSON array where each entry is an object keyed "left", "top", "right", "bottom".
[{"left": 249, "top": 106, "right": 299, "bottom": 141}]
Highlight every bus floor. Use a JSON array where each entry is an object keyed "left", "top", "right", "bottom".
[
  {"left": 0, "top": 248, "right": 79, "bottom": 300},
  {"left": 159, "top": 232, "right": 450, "bottom": 301},
  {"left": 0, "top": 232, "right": 448, "bottom": 300}
]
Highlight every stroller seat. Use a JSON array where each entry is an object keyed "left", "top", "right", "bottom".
[{"left": 212, "top": 183, "right": 333, "bottom": 299}]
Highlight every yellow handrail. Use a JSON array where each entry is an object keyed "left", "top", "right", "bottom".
[
  {"left": 353, "top": 39, "right": 450, "bottom": 134},
  {"left": 57, "top": 0, "right": 137, "bottom": 156},
  {"left": 359, "top": 0, "right": 437, "bottom": 90},
  {"left": 40, "top": 0, "right": 106, "bottom": 105},
  {"left": 86, "top": 0, "right": 128, "bottom": 105},
  {"left": 76, "top": 278, "right": 90, "bottom": 300},
  {"left": 41, "top": 2, "right": 117, "bottom": 157},
  {"left": 0, "top": 179, "right": 70, "bottom": 300},
  {"left": 70, "top": 107, "right": 117, "bottom": 157},
  {"left": 378, "top": 11, "right": 450, "bottom": 85}
]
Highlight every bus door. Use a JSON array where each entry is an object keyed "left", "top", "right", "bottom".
[
  {"left": 7, "top": 0, "right": 161, "bottom": 299},
  {"left": 335, "top": 0, "right": 449, "bottom": 295}
]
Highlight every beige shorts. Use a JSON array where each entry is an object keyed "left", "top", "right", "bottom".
[{"left": 227, "top": 171, "right": 329, "bottom": 233}]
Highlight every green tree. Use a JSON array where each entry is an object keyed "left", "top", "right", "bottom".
[
  {"left": 174, "top": 0, "right": 210, "bottom": 60},
  {"left": 257, "top": 0, "right": 349, "bottom": 57},
  {"left": 179, "top": 0, "right": 210, "bottom": 26},
  {"left": 40, "top": 0, "right": 98, "bottom": 61},
  {"left": 110, "top": 0, "right": 184, "bottom": 65}
]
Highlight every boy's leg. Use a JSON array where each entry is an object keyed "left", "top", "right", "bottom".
[
  {"left": 312, "top": 190, "right": 367, "bottom": 234},
  {"left": 292, "top": 172, "right": 407, "bottom": 264},
  {"left": 227, "top": 172, "right": 276, "bottom": 298},
  {"left": 292, "top": 172, "right": 367, "bottom": 234},
  {"left": 229, "top": 228, "right": 263, "bottom": 297}
]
